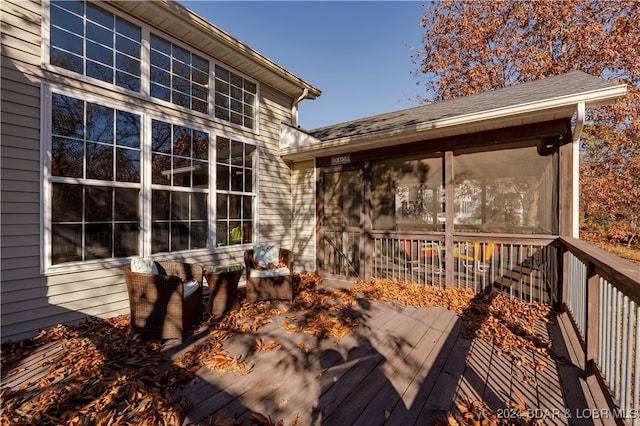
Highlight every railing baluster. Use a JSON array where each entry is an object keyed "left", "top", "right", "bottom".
[
  {"left": 618, "top": 289, "right": 624, "bottom": 401},
  {"left": 620, "top": 295, "right": 629, "bottom": 417},
  {"left": 599, "top": 278, "right": 605, "bottom": 381},
  {"left": 629, "top": 305, "right": 640, "bottom": 426},
  {"left": 606, "top": 282, "right": 613, "bottom": 389}
]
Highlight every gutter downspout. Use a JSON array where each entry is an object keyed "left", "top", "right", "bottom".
[
  {"left": 572, "top": 102, "right": 585, "bottom": 239},
  {"left": 291, "top": 88, "right": 308, "bottom": 127}
]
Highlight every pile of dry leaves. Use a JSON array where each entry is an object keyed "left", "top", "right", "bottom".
[
  {"left": 0, "top": 272, "right": 362, "bottom": 425},
  {"left": 1, "top": 273, "right": 554, "bottom": 425},
  {"left": 1, "top": 315, "right": 188, "bottom": 425},
  {"left": 353, "top": 278, "right": 552, "bottom": 359}
]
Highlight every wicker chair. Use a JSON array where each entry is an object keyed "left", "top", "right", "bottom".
[
  {"left": 244, "top": 248, "right": 294, "bottom": 302},
  {"left": 122, "top": 261, "right": 203, "bottom": 341}
]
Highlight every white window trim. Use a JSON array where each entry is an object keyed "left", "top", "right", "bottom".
[
  {"left": 41, "top": 0, "right": 261, "bottom": 135},
  {"left": 40, "top": 83, "right": 221, "bottom": 274},
  {"left": 41, "top": 83, "right": 148, "bottom": 274},
  {"left": 145, "top": 113, "right": 212, "bottom": 257}
]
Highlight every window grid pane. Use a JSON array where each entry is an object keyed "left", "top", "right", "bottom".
[
  {"left": 150, "top": 34, "right": 209, "bottom": 114},
  {"left": 150, "top": 120, "right": 209, "bottom": 254},
  {"left": 50, "top": 0, "right": 141, "bottom": 91},
  {"left": 216, "top": 137, "right": 255, "bottom": 246},
  {"left": 151, "top": 120, "right": 209, "bottom": 188},
  {"left": 151, "top": 191, "right": 209, "bottom": 253},
  {"left": 50, "top": 93, "right": 141, "bottom": 265},
  {"left": 214, "top": 65, "right": 256, "bottom": 130},
  {"left": 51, "top": 183, "right": 140, "bottom": 264}
]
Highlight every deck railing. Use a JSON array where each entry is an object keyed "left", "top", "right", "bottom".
[
  {"left": 560, "top": 237, "right": 639, "bottom": 425},
  {"left": 372, "top": 234, "right": 556, "bottom": 304},
  {"left": 370, "top": 234, "right": 639, "bottom": 423}
]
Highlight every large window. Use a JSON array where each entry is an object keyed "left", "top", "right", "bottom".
[
  {"left": 453, "top": 145, "right": 558, "bottom": 234},
  {"left": 48, "top": 1, "right": 258, "bottom": 130},
  {"left": 371, "top": 155, "right": 444, "bottom": 231},
  {"left": 50, "top": 93, "right": 141, "bottom": 264},
  {"left": 50, "top": 0, "right": 142, "bottom": 91},
  {"left": 45, "top": 0, "right": 263, "bottom": 269},
  {"left": 46, "top": 89, "right": 259, "bottom": 268},
  {"left": 215, "top": 137, "right": 256, "bottom": 246}
]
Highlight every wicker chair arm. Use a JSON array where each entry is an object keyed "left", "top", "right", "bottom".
[
  {"left": 280, "top": 249, "right": 294, "bottom": 270},
  {"left": 244, "top": 250, "right": 256, "bottom": 271}
]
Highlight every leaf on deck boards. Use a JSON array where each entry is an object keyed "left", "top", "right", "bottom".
[{"left": 2, "top": 272, "right": 555, "bottom": 425}]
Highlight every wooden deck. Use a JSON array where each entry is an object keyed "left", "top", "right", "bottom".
[
  {"left": 2, "top": 281, "right": 611, "bottom": 425},
  {"left": 175, "top": 303, "right": 601, "bottom": 425}
]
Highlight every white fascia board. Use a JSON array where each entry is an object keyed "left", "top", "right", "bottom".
[
  {"left": 280, "top": 83, "right": 627, "bottom": 162},
  {"left": 280, "top": 123, "right": 321, "bottom": 151},
  {"left": 115, "top": 0, "right": 321, "bottom": 99}
]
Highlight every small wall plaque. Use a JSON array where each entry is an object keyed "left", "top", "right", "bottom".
[{"left": 331, "top": 154, "right": 351, "bottom": 165}]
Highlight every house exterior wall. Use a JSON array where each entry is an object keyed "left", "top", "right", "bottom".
[
  {"left": 291, "top": 159, "right": 317, "bottom": 272},
  {"left": 0, "top": 0, "right": 305, "bottom": 342}
]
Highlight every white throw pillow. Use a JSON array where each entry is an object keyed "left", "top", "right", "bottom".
[
  {"left": 183, "top": 280, "right": 200, "bottom": 299},
  {"left": 131, "top": 257, "right": 158, "bottom": 274},
  {"left": 254, "top": 245, "right": 280, "bottom": 268}
]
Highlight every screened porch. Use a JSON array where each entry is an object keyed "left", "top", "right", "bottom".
[{"left": 317, "top": 139, "right": 561, "bottom": 304}]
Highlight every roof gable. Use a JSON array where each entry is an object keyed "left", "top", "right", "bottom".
[{"left": 308, "top": 72, "right": 620, "bottom": 141}]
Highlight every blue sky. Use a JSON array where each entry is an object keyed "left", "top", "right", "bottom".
[{"left": 181, "top": 1, "right": 426, "bottom": 130}]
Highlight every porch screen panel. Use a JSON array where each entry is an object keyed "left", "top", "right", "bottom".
[
  {"left": 371, "top": 155, "right": 444, "bottom": 231},
  {"left": 453, "top": 145, "right": 558, "bottom": 234}
]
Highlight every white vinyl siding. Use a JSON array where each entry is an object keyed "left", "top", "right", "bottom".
[
  {"left": 2, "top": 0, "right": 58, "bottom": 342},
  {"left": 1, "top": 0, "right": 303, "bottom": 343},
  {"left": 291, "top": 160, "right": 317, "bottom": 272}
]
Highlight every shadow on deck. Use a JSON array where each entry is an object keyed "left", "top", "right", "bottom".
[{"left": 1, "top": 277, "right": 607, "bottom": 425}]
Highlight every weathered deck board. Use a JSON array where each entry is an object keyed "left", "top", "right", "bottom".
[
  {"left": 322, "top": 306, "right": 452, "bottom": 425},
  {"left": 2, "top": 296, "right": 600, "bottom": 426},
  {"left": 1, "top": 340, "right": 64, "bottom": 394},
  {"left": 352, "top": 307, "right": 455, "bottom": 424}
]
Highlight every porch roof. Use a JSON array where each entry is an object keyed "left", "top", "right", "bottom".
[{"left": 280, "top": 71, "right": 627, "bottom": 161}]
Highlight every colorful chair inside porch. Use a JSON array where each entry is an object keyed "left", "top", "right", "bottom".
[
  {"left": 401, "top": 239, "right": 443, "bottom": 272},
  {"left": 454, "top": 242, "right": 497, "bottom": 274}
]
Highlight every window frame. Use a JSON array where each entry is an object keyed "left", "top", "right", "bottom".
[
  {"left": 41, "top": 84, "right": 260, "bottom": 274},
  {"left": 41, "top": 84, "right": 148, "bottom": 273},
  {"left": 212, "top": 132, "right": 259, "bottom": 250},
  {"left": 41, "top": 0, "right": 260, "bottom": 133},
  {"left": 146, "top": 114, "right": 212, "bottom": 255}
]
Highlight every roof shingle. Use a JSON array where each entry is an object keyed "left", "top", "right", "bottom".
[{"left": 307, "top": 71, "right": 617, "bottom": 141}]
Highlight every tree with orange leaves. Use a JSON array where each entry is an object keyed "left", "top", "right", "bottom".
[{"left": 412, "top": 0, "right": 639, "bottom": 247}]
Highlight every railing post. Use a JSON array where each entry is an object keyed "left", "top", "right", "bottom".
[
  {"left": 585, "top": 262, "right": 599, "bottom": 377},
  {"left": 557, "top": 242, "right": 569, "bottom": 312},
  {"left": 444, "top": 151, "right": 454, "bottom": 288}
]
